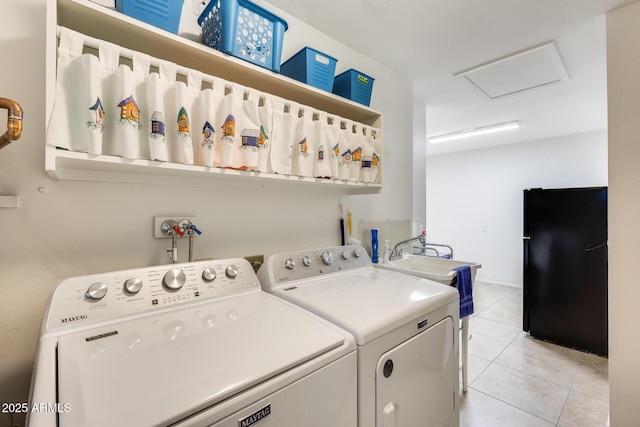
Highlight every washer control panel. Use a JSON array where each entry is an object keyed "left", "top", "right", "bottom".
[
  {"left": 45, "top": 258, "right": 258, "bottom": 331},
  {"left": 259, "top": 245, "right": 371, "bottom": 288}
]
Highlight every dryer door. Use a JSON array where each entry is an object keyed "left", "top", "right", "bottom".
[{"left": 376, "top": 317, "right": 456, "bottom": 427}]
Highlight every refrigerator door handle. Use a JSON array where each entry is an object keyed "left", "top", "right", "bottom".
[
  {"left": 523, "top": 236, "right": 531, "bottom": 240},
  {"left": 585, "top": 241, "right": 607, "bottom": 252}
]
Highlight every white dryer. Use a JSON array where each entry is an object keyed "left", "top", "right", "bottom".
[
  {"left": 27, "top": 258, "right": 357, "bottom": 427},
  {"left": 258, "top": 245, "right": 460, "bottom": 427}
]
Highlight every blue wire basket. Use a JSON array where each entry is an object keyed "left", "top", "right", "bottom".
[{"left": 198, "top": 0, "right": 288, "bottom": 72}]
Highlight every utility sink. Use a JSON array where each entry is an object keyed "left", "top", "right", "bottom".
[{"left": 377, "top": 255, "right": 481, "bottom": 285}]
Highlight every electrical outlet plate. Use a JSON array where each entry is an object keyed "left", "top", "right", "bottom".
[
  {"left": 244, "top": 254, "right": 264, "bottom": 265},
  {"left": 154, "top": 216, "right": 198, "bottom": 238},
  {"left": 244, "top": 255, "right": 264, "bottom": 272}
]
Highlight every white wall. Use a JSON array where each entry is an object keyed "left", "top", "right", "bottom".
[
  {"left": 425, "top": 131, "right": 608, "bottom": 286},
  {"left": 607, "top": 4, "right": 640, "bottom": 425},
  {"left": 0, "top": 1, "right": 414, "bottom": 425},
  {"left": 413, "top": 99, "right": 427, "bottom": 226}
]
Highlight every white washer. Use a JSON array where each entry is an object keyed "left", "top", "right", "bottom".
[
  {"left": 258, "top": 245, "right": 460, "bottom": 427},
  {"left": 27, "top": 258, "right": 357, "bottom": 427}
]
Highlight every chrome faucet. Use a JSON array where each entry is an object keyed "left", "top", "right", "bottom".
[{"left": 390, "top": 234, "right": 426, "bottom": 260}]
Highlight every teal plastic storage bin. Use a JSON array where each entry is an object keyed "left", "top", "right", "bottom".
[
  {"left": 115, "top": 0, "right": 184, "bottom": 34},
  {"left": 198, "top": 0, "right": 288, "bottom": 72},
  {"left": 280, "top": 47, "right": 337, "bottom": 92},
  {"left": 332, "top": 69, "right": 375, "bottom": 106}
]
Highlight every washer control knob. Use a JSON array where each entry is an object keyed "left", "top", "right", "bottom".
[
  {"left": 202, "top": 267, "right": 217, "bottom": 282},
  {"left": 163, "top": 268, "right": 186, "bottom": 290},
  {"left": 353, "top": 248, "right": 363, "bottom": 258},
  {"left": 321, "top": 251, "right": 335, "bottom": 265},
  {"left": 302, "top": 256, "right": 312, "bottom": 267},
  {"left": 225, "top": 264, "right": 239, "bottom": 279},
  {"left": 341, "top": 250, "right": 351, "bottom": 260},
  {"left": 284, "top": 258, "right": 296, "bottom": 270},
  {"left": 86, "top": 282, "right": 108, "bottom": 300},
  {"left": 124, "top": 277, "right": 143, "bottom": 294}
]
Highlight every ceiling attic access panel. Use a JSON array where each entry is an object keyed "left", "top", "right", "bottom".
[{"left": 454, "top": 42, "right": 570, "bottom": 99}]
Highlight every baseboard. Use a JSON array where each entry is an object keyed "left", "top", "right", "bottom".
[{"left": 474, "top": 279, "right": 521, "bottom": 288}]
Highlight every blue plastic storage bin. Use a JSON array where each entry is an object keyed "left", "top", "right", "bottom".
[
  {"left": 115, "top": 0, "right": 184, "bottom": 34},
  {"left": 198, "top": 0, "right": 288, "bottom": 72},
  {"left": 280, "top": 47, "right": 337, "bottom": 92},
  {"left": 332, "top": 69, "right": 375, "bottom": 106}
]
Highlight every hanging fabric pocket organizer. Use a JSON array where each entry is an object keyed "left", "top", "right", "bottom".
[
  {"left": 348, "top": 123, "right": 365, "bottom": 182},
  {"left": 250, "top": 88, "right": 274, "bottom": 173},
  {"left": 46, "top": 28, "right": 381, "bottom": 185},
  {"left": 336, "top": 118, "right": 353, "bottom": 181},
  {"left": 192, "top": 80, "right": 218, "bottom": 168},
  {"left": 360, "top": 125, "right": 382, "bottom": 183},
  {"left": 292, "top": 106, "right": 317, "bottom": 178},
  {"left": 314, "top": 112, "right": 339, "bottom": 179},
  {"left": 234, "top": 83, "right": 262, "bottom": 171},
  {"left": 165, "top": 69, "right": 203, "bottom": 165},
  {"left": 213, "top": 79, "right": 244, "bottom": 168},
  {"left": 103, "top": 50, "right": 151, "bottom": 160},
  {"left": 48, "top": 27, "right": 109, "bottom": 155},
  {"left": 145, "top": 60, "right": 177, "bottom": 162},
  {"left": 270, "top": 98, "right": 299, "bottom": 175},
  {"left": 212, "top": 82, "right": 261, "bottom": 170}
]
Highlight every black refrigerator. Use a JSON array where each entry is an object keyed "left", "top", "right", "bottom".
[{"left": 523, "top": 187, "right": 608, "bottom": 356}]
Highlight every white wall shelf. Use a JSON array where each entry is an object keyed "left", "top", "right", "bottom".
[
  {"left": 46, "top": 147, "right": 382, "bottom": 191},
  {"left": 45, "top": 0, "right": 382, "bottom": 191}
]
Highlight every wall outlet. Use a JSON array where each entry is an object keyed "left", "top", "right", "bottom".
[
  {"left": 154, "top": 216, "right": 198, "bottom": 238},
  {"left": 244, "top": 254, "right": 264, "bottom": 272}
]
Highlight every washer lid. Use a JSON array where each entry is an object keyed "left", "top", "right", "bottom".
[
  {"left": 56, "top": 292, "right": 346, "bottom": 427},
  {"left": 274, "top": 268, "right": 459, "bottom": 345}
]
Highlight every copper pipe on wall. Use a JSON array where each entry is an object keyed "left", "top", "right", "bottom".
[{"left": 0, "top": 97, "right": 23, "bottom": 150}]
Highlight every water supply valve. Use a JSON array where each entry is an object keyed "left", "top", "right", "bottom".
[
  {"left": 185, "top": 223, "right": 202, "bottom": 262},
  {"left": 160, "top": 220, "right": 183, "bottom": 264},
  {"left": 154, "top": 216, "right": 198, "bottom": 238},
  {"left": 160, "top": 219, "right": 179, "bottom": 237},
  {"left": 172, "top": 224, "right": 185, "bottom": 237},
  {"left": 188, "top": 224, "right": 202, "bottom": 235}
]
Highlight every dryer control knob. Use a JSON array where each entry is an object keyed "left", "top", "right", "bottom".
[
  {"left": 202, "top": 267, "right": 217, "bottom": 282},
  {"left": 225, "top": 264, "right": 239, "bottom": 279},
  {"left": 302, "top": 256, "right": 312, "bottom": 267},
  {"left": 86, "top": 282, "right": 108, "bottom": 300},
  {"left": 352, "top": 248, "right": 362, "bottom": 258},
  {"left": 341, "top": 250, "right": 351, "bottom": 260},
  {"left": 124, "top": 277, "right": 143, "bottom": 294},
  {"left": 163, "top": 268, "right": 186, "bottom": 290},
  {"left": 321, "top": 251, "right": 335, "bottom": 265},
  {"left": 284, "top": 258, "right": 296, "bottom": 270}
]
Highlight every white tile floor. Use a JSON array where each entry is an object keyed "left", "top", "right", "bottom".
[{"left": 460, "top": 282, "right": 609, "bottom": 427}]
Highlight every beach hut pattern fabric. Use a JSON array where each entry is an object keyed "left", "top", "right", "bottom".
[
  {"left": 317, "top": 145, "right": 324, "bottom": 161},
  {"left": 241, "top": 128, "right": 260, "bottom": 149},
  {"left": 117, "top": 95, "right": 142, "bottom": 130},
  {"left": 177, "top": 107, "right": 191, "bottom": 138},
  {"left": 298, "top": 137, "right": 309, "bottom": 157},
  {"left": 87, "top": 97, "right": 105, "bottom": 132},
  {"left": 201, "top": 121, "right": 215, "bottom": 150},
  {"left": 258, "top": 125, "right": 269, "bottom": 147},
  {"left": 150, "top": 111, "right": 166, "bottom": 140},
  {"left": 221, "top": 114, "right": 235, "bottom": 143},
  {"left": 47, "top": 28, "right": 381, "bottom": 182}
]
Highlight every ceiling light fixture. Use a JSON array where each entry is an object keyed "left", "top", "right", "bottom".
[{"left": 428, "top": 121, "right": 520, "bottom": 143}]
